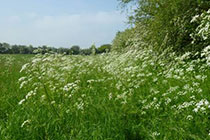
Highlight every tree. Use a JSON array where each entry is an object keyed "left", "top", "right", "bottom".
[
  {"left": 19, "top": 45, "right": 30, "bottom": 54},
  {"left": 97, "top": 44, "right": 112, "bottom": 54},
  {"left": 90, "top": 44, "right": 97, "bottom": 55},
  {"left": 80, "top": 48, "right": 92, "bottom": 55},
  {"left": 119, "top": 0, "right": 210, "bottom": 53},
  {"left": 11, "top": 45, "right": 20, "bottom": 54},
  {"left": 71, "top": 45, "right": 80, "bottom": 55},
  {"left": 28, "top": 45, "right": 34, "bottom": 54},
  {"left": 112, "top": 28, "right": 134, "bottom": 51},
  {"left": 0, "top": 43, "right": 6, "bottom": 53},
  {"left": 2, "top": 43, "right": 11, "bottom": 54}
]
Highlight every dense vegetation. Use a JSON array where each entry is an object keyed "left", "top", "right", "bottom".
[
  {"left": 1, "top": 46, "right": 210, "bottom": 139},
  {"left": 113, "top": 0, "right": 210, "bottom": 53},
  {"left": 0, "top": 43, "right": 111, "bottom": 55},
  {"left": 0, "top": 0, "right": 210, "bottom": 139}
]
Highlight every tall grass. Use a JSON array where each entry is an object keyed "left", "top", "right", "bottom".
[
  {"left": 0, "top": 55, "right": 33, "bottom": 139},
  {"left": 0, "top": 48, "right": 210, "bottom": 139}
]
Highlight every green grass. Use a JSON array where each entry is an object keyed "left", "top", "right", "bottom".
[
  {"left": 0, "top": 55, "right": 33, "bottom": 139},
  {"left": 0, "top": 51, "right": 210, "bottom": 140}
]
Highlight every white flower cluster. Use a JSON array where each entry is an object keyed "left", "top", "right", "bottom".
[
  {"left": 190, "top": 9, "right": 210, "bottom": 42},
  {"left": 16, "top": 42, "right": 210, "bottom": 137},
  {"left": 193, "top": 99, "right": 210, "bottom": 113}
]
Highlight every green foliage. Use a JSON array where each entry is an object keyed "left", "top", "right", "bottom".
[
  {"left": 90, "top": 43, "right": 97, "bottom": 55},
  {"left": 80, "top": 48, "right": 92, "bottom": 55},
  {"left": 97, "top": 44, "right": 111, "bottom": 54},
  {"left": 119, "top": 0, "right": 210, "bottom": 53},
  {"left": 112, "top": 28, "right": 134, "bottom": 51},
  {"left": 1, "top": 1, "right": 210, "bottom": 139},
  {"left": 190, "top": 9, "right": 210, "bottom": 49},
  {"left": 0, "top": 43, "right": 113, "bottom": 55},
  {"left": 2, "top": 47, "right": 210, "bottom": 139},
  {"left": 70, "top": 45, "right": 81, "bottom": 55}
]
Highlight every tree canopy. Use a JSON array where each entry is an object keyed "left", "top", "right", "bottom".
[{"left": 117, "top": 0, "right": 210, "bottom": 53}]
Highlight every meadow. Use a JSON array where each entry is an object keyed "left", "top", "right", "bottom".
[
  {"left": 1, "top": 46, "right": 210, "bottom": 140},
  {"left": 0, "top": 0, "right": 209, "bottom": 139}
]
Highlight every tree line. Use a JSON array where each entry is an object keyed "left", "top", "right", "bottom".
[{"left": 0, "top": 42, "right": 111, "bottom": 55}]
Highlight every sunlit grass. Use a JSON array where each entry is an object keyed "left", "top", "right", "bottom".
[{"left": 0, "top": 50, "right": 210, "bottom": 139}]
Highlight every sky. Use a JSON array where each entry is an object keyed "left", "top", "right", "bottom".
[{"left": 0, "top": 0, "right": 127, "bottom": 48}]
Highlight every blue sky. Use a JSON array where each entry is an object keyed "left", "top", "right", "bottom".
[{"left": 0, "top": 0, "right": 127, "bottom": 48}]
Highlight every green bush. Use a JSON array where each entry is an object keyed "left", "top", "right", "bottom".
[
  {"left": 119, "top": 0, "right": 210, "bottom": 53},
  {"left": 112, "top": 28, "right": 134, "bottom": 52},
  {"left": 97, "top": 44, "right": 111, "bottom": 54},
  {"left": 190, "top": 9, "right": 210, "bottom": 51}
]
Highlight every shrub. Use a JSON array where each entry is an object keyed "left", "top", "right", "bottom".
[
  {"left": 190, "top": 9, "right": 210, "bottom": 52},
  {"left": 97, "top": 44, "right": 111, "bottom": 54},
  {"left": 119, "top": 0, "right": 210, "bottom": 53},
  {"left": 112, "top": 28, "right": 134, "bottom": 52}
]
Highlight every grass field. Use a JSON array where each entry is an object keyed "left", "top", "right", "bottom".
[{"left": 1, "top": 48, "right": 210, "bottom": 139}]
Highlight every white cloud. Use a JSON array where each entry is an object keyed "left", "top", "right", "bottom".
[
  {"left": 26, "top": 13, "right": 38, "bottom": 19},
  {"left": 7, "top": 16, "right": 21, "bottom": 23},
  {"left": 0, "top": 11, "right": 126, "bottom": 48}
]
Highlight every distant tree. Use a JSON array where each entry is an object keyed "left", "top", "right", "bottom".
[
  {"left": 41, "top": 45, "right": 49, "bottom": 54},
  {"left": 57, "top": 48, "right": 65, "bottom": 54},
  {"left": 19, "top": 45, "right": 29, "bottom": 54},
  {"left": 63, "top": 48, "right": 71, "bottom": 55},
  {"left": 0, "top": 43, "right": 6, "bottom": 53},
  {"left": 97, "top": 44, "right": 111, "bottom": 54},
  {"left": 2, "top": 43, "right": 11, "bottom": 54},
  {"left": 71, "top": 45, "right": 80, "bottom": 55},
  {"left": 28, "top": 45, "right": 34, "bottom": 54},
  {"left": 80, "top": 48, "right": 92, "bottom": 55},
  {"left": 90, "top": 44, "right": 96, "bottom": 55},
  {"left": 11, "top": 45, "right": 19, "bottom": 54},
  {"left": 0, "top": 42, "right": 113, "bottom": 55}
]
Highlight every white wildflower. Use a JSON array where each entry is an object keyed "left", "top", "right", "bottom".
[
  {"left": 21, "top": 120, "right": 31, "bottom": 128},
  {"left": 20, "top": 81, "right": 27, "bottom": 89},
  {"left": 20, "top": 63, "right": 29, "bottom": 73},
  {"left": 109, "top": 93, "right": 112, "bottom": 100},
  {"left": 186, "top": 115, "right": 193, "bottom": 121},
  {"left": 191, "top": 15, "right": 199, "bottom": 23},
  {"left": 51, "top": 101, "right": 55, "bottom": 104},
  {"left": 18, "top": 99, "right": 25, "bottom": 105},
  {"left": 152, "top": 131, "right": 160, "bottom": 136}
]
